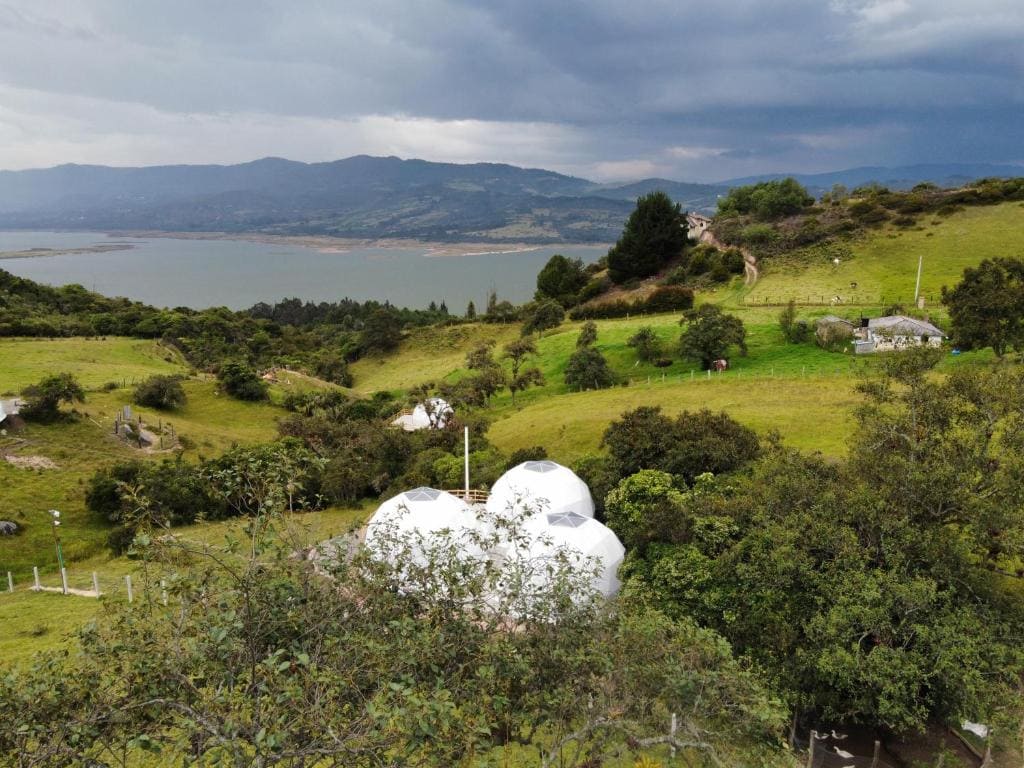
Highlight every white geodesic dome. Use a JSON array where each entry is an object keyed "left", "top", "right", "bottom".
[
  {"left": 486, "top": 460, "right": 595, "bottom": 521},
  {"left": 521, "top": 513, "right": 625, "bottom": 598},
  {"left": 392, "top": 398, "right": 453, "bottom": 431},
  {"left": 364, "top": 487, "right": 478, "bottom": 557}
]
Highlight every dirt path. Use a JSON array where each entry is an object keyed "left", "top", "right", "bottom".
[{"left": 699, "top": 230, "right": 759, "bottom": 285}]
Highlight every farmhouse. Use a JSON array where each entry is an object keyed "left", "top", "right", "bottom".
[
  {"left": 854, "top": 315, "right": 946, "bottom": 353},
  {"left": 686, "top": 212, "right": 712, "bottom": 240}
]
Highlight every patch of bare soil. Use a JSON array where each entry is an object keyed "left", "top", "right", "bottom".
[{"left": 4, "top": 454, "right": 58, "bottom": 470}]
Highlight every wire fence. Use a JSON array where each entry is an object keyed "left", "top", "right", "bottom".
[
  {"left": 4, "top": 567, "right": 156, "bottom": 604},
  {"left": 743, "top": 294, "right": 937, "bottom": 308}
]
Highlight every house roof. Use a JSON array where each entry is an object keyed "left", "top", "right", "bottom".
[
  {"left": 868, "top": 315, "right": 946, "bottom": 337},
  {"left": 817, "top": 315, "right": 855, "bottom": 327}
]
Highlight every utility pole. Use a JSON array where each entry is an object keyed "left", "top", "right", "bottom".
[
  {"left": 913, "top": 253, "right": 924, "bottom": 305},
  {"left": 463, "top": 427, "right": 470, "bottom": 499},
  {"left": 50, "top": 509, "right": 66, "bottom": 595}
]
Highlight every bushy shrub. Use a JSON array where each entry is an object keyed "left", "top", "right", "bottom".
[
  {"left": 565, "top": 346, "right": 614, "bottom": 390},
  {"left": 133, "top": 375, "right": 187, "bottom": 410},
  {"left": 717, "top": 178, "right": 814, "bottom": 220},
  {"left": 20, "top": 373, "right": 85, "bottom": 423},
  {"left": 216, "top": 361, "right": 268, "bottom": 401},
  {"left": 643, "top": 286, "right": 694, "bottom": 313},
  {"left": 521, "top": 299, "right": 565, "bottom": 335}
]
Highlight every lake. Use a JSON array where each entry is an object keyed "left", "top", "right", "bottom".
[{"left": 0, "top": 231, "right": 607, "bottom": 311}]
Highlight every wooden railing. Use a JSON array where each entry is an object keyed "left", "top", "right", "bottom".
[{"left": 445, "top": 489, "right": 490, "bottom": 504}]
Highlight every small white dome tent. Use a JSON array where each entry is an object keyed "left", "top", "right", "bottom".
[
  {"left": 392, "top": 398, "right": 453, "bottom": 431},
  {"left": 486, "top": 460, "right": 595, "bottom": 522}
]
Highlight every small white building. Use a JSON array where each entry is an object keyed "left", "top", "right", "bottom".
[
  {"left": 855, "top": 315, "right": 946, "bottom": 353},
  {"left": 686, "top": 212, "right": 712, "bottom": 240},
  {"left": 391, "top": 398, "right": 453, "bottom": 431}
]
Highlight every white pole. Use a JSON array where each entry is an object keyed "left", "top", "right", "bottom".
[
  {"left": 60, "top": 567, "right": 68, "bottom": 595},
  {"left": 7, "top": 572, "right": 13, "bottom": 593},
  {"left": 914, "top": 253, "right": 923, "bottom": 303},
  {"left": 160, "top": 579, "right": 168, "bottom": 606},
  {"left": 670, "top": 712, "right": 677, "bottom": 759},
  {"left": 92, "top": 572, "right": 100, "bottom": 597},
  {"left": 33, "top": 566, "right": 40, "bottom": 591},
  {"left": 125, "top": 575, "right": 133, "bottom": 603},
  {"left": 463, "top": 426, "right": 470, "bottom": 498}
]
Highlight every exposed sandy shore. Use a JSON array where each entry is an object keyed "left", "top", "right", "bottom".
[
  {"left": 104, "top": 231, "right": 609, "bottom": 258},
  {"left": 0, "top": 243, "right": 133, "bottom": 260},
  {"left": 0, "top": 231, "right": 610, "bottom": 261}
]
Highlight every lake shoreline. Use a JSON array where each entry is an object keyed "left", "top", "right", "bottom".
[{"left": 0, "top": 229, "right": 610, "bottom": 261}]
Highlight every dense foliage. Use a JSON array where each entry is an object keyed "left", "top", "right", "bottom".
[
  {"left": 717, "top": 178, "right": 814, "bottom": 220},
  {"left": 678, "top": 305, "right": 748, "bottom": 369},
  {"left": 19, "top": 373, "right": 84, "bottom": 423},
  {"left": 942, "top": 257, "right": 1024, "bottom": 356},
  {"left": 216, "top": 361, "right": 268, "bottom": 401},
  {"left": 607, "top": 191, "right": 688, "bottom": 283},
  {"left": 564, "top": 324, "right": 614, "bottom": 390},
  {"left": 0, "top": 504, "right": 787, "bottom": 767},
  {"left": 610, "top": 355, "right": 1024, "bottom": 733},
  {"left": 132, "top": 374, "right": 187, "bottom": 410},
  {"left": 535, "top": 253, "right": 588, "bottom": 306},
  {"left": 602, "top": 406, "right": 760, "bottom": 485}
]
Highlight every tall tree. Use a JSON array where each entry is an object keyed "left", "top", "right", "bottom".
[
  {"left": 607, "top": 191, "right": 688, "bottom": 283},
  {"left": 535, "top": 253, "right": 587, "bottom": 306},
  {"left": 941, "top": 257, "right": 1024, "bottom": 356},
  {"left": 503, "top": 337, "right": 544, "bottom": 404},
  {"left": 678, "top": 305, "right": 747, "bottom": 369}
]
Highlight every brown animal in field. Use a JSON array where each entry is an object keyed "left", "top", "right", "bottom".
[{"left": 712, "top": 359, "right": 729, "bottom": 372}]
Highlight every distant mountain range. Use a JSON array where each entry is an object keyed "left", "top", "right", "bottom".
[{"left": 0, "top": 156, "right": 1019, "bottom": 243}]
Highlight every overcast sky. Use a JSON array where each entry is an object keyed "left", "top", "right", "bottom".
[{"left": 0, "top": 0, "right": 1020, "bottom": 182}]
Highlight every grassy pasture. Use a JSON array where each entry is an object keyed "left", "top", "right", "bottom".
[
  {"left": 744, "top": 201, "right": 1024, "bottom": 306},
  {"left": 0, "top": 336, "right": 184, "bottom": 392}
]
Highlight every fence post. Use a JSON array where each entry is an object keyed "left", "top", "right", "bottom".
[
  {"left": 806, "top": 730, "right": 817, "bottom": 768},
  {"left": 706, "top": 370, "right": 711, "bottom": 380},
  {"left": 60, "top": 567, "right": 68, "bottom": 595},
  {"left": 33, "top": 566, "right": 40, "bottom": 591},
  {"left": 670, "top": 712, "right": 677, "bottom": 759},
  {"left": 126, "top": 575, "right": 133, "bottom": 603},
  {"left": 160, "top": 579, "right": 168, "bottom": 606},
  {"left": 92, "top": 572, "right": 100, "bottom": 597},
  {"left": 871, "top": 739, "right": 880, "bottom": 768},
  {"left": 7, "top": 572, "right": 13, "bottom": 593}
]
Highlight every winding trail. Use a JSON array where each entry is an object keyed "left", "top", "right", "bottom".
[{"left": 699, "top": 230, "right": 759, "bottom": 285}]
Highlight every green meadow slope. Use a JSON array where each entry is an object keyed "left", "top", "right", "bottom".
[{"left": 0, "top": 200, "right": 1017, "bottom": 671}]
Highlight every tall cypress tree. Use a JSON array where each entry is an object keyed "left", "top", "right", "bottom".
[{"left": 607, "top": 191, "right": 687, "bottom": 283}]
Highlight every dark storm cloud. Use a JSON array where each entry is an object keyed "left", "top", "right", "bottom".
[{"left": 0, "top": 0, "right": 1019, "bottom": 179}]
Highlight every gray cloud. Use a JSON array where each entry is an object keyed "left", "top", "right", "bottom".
[{"left": 0, "top": 0, "right": 1019, "bottom": 180}]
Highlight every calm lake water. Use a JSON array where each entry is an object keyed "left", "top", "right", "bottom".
[{"left": 0, "top": 231, "right": 607, "bottom": 311}]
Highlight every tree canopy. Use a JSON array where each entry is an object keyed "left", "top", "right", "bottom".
[
  {"left": 716, "top": 178, "right": 815, "bottom": 220},
  {"left": 535, "top": 253, "right": 588, "bottom": 306},
  {"left": 19, "top": 372, "right": 85, "bottom": 422},
  {"left": 678, "top": 304, "right": 747, "bottom": 369},
  {"left": 941, "top": 256, "right": 1024, "bottom": 356},
  {"left": 607, "top": 191, "right": 688, "bottom": 283}
]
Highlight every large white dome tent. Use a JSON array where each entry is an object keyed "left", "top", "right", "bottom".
[
  {"left": 360, "top": 461, "right": 625, "bottom": 605},
  {"left": 364, "top": 487, "right": 481, "bottom": 565},
  {"left": 486, "top": 460, "right": 595, "bottom": 523},
  {"left": 520, "top": 513, "right": 625, "bottom": 598}
]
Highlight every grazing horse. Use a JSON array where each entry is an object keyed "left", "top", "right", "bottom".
[{"left": 712, "top": 359, "right": 729, "bottom": 372}]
